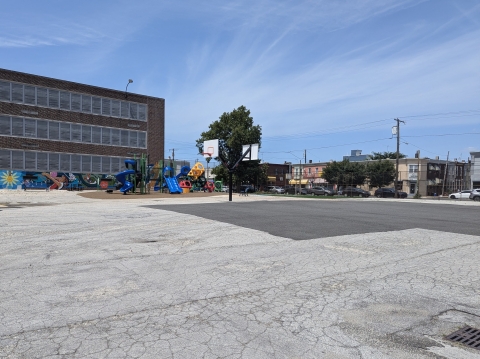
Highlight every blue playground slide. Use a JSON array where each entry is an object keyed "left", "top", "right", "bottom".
[
  {"left": 165, "top": 177, "right": 183, "bottom": 194},
  {"left": 163, "top": 166, "right": 182, "bottom": 194},
  {"left": 116, "top": 169, "right": 135, "bottom": 193}
]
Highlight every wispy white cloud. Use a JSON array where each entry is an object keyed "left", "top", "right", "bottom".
[
  {"left": 183, "top": 0, "right": 426, "bottom": 32},
  {"left": 0, "top": 0, "right": 164, "bottom": 49},
  {"left": 166, "top": 25, "right": 480, "bottom": 139},
  {"left": 0, "top": 18, "right": 109, "bottom": 48}
]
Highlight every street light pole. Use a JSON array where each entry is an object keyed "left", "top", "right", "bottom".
[
  {"left": 394, "top": 118, "right": 405, "bottom": 198},
  {"left": 300, "top": 159, "right": 302, "bottom": 193},
  {"left": 125, "top": 79, "right": 133, "bottom": 98}
]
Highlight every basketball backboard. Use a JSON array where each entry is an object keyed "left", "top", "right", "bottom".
[
  {"left": 242, "top": 144, "right": 259, "bottom": 161},
  {"left": 203, "top": 139, "right": 219, "bottom": 158}
]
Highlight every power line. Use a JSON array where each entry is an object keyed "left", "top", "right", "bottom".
[
  {"left": 261, "top": 137, "right": 392, "bottom": 154},
  {"left": 403, "top": 132, "right": 480, "bottom": 138},
  {"left": 401, "top": 141, "right": 441, "bottom": 157},
  {"left": 260, "top": 109, "right": 480, "bottom": 142},
  {"left": 165, "top": 110, "right": 480, "bottom": 148},
  {"left": 399, "top": 109, "right": 480, "bottom": 120},
  {"left": 262, "top": 120, "right": 392, "bottom": 141}
]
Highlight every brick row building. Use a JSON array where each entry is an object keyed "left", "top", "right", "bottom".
[{"left": 0, "top": 68, "right": 164, "bottom": 189}]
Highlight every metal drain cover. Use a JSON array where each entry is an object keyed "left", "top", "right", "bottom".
[{"left": 446, "top": 326, "right": 480, "bottom": 350}]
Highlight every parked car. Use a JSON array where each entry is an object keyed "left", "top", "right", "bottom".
[
  {"left": 324, "top": 186, "right": 338, "bottom": 195},
  {"left": 306, "top": 186, "right": 334, "bottom": 196},
  {"left": 449, "top": 190, "right": 472, "bottom": 199},
  {"left": 267, "top": 186, "right": 285, "bottom": 194},
  {"left": 221, "top": 186, "right": 229, "bottom": 192},
  {"left": 342, "top": 187, "right": 371, "bottom": 197},
  {"left": 300, "top": 188, "right": 308, "bottom": 195},
  {"left": 469, "top": 189, "right": 480, "bottom": 202},
  {"left": 374, "top": 187, "right": 408, "bottom": 198},
  {"left": 284, "top": 186, "right": 297, "bottom": 195}
]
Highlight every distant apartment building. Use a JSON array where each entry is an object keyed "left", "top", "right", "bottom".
[
  {"left": 342, "top": 149, "right": 370, "bottom": 162},
  {"left": 290, "top": 161, "right": 328, "bottom": 187},
  {"left": 395, "top": 157, "right": 470, "bottom": 196},
  {"left": 295, "top": 149, "right": 471, "bottom": 196},
  {"left": 264, "top": 162, "right": 291, "bottom": 187},
  {"left": 469, "top": 151, "right": 480, "bottom": 189}
]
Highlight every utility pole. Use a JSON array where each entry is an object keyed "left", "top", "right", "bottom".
[
  {"left": 299, "top": 159, "right": 302, "bottom": 194},
  {"left": 394, "top": 118, "right": 405, "bottom": 198},
  {"left": 168, "top": 148, "right": 175, "bottom": 176},
  {"left": 441, "top": 151, "right": 449, "bottom": 197},
  {"left": 416, "top": 150, "right": 420, "bottom": 197},
  {"left": 304, "top": 150, "right": 307, "bottom": 189}
]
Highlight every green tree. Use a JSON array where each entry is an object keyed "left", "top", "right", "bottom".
[
  {"left": 196, "top": 106, "right": 262, "bottom": 188},
  {"left": 366, "top": 160, "right": 395, "bottom": 188},
  {"left": 369, "top": 151, "right": 406, "bottom": 160},
  {"left": 321, "top": 159, "right": 367, "bottom": 187}
]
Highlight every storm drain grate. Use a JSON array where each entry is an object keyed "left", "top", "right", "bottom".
[{"left": 446, "top": 326, "right": 480, "bottom": 350}]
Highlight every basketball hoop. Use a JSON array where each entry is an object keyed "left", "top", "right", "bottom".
[{"left": 201, "top": 152, "right": 213, "bottom": 158}]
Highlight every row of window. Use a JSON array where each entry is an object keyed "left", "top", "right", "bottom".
[
  {"left": 0, "top": 115, "right": 147, "bottom": 149},
  {"left": 0, "top": 81, "right": 147, "bottom": 121},
  {"left": 0, "top": 149, "right": 130, "bottom": 174}
]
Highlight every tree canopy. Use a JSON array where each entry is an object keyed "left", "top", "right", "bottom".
[
  {"left": 321, "top": 159, "right": 367, "bottom": 186},
  {"left": 321, "top": 158, "right": 396, "bottom": 189},
  {"left": 368, "top": 151, "right": 406, "bottom": 160},
  {"left": 366, "top": 160, "right": 395, "bottom": 188},
  {"left": 196, "top": 106, "right": 263, "bottom": 187}
]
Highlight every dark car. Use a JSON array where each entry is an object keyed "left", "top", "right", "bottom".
[
  {"left": 300, "top": 188, "right": 308, "bottom": 195},
  {"left": 285, "top": 186, "right": 298, "bottom": 195},
  {"left": 374, "top": 187, "right": 407, "bottom": 198},
  {"left": 306, "top": 186, "right": 334, "bottom": 196},
  {"left": 341, "top": 187, "right": 370, "bottom": 197}
]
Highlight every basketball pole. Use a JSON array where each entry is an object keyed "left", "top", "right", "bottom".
[
  {"left": 222, "top": 145, "right": 252, "bottom": 202},
  {"left": 204, "top": 141, "right": 254, "bottom": 202}
]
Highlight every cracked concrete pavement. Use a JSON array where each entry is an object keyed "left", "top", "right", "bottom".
[{"left": 1, "top": 190, "right": 480, "bottom": 358}]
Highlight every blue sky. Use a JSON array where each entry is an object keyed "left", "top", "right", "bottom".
[{"left": 1, "top": 0, "right": 479, "bottom": 165}]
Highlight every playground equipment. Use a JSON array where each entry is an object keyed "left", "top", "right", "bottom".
[
  {"left": 162, "top": 166, "right": 182, "bottom": 194},
  {"left": 205, "top": 181, "right": 215, "bottom": 192},
  {"left": 152, "top": 160, "right": 163, "bottom": 191},
  {"left": 115, "top": 154, "right": 152, "bottom": 195},
  {"left": 149, "top": 160, "right": 214, "bottom": 195},
  {"left": 188, "top": 163, "right": 205, "bottom": 179},
  {"left": 214, "top": 180, "right": 223, "bottom": 192},
  {"left": 116, "top": 169, "right": 135, "bottom": 193},
  {"left": 179, "top": 180, "right": 192, "bottom": 193}
]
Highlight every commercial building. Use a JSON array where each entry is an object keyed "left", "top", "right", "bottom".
[
  {"left": 0, "top": 69, "right": 164, "bottom": 189},
  {"left": 264, "top": 162, "right": 291, "bottom": 188},
  {"left": 469, "top": 151, "right": 480, "bottom": 189},
  {"left": 395, "top": 157, "right": 470, "bottom": 196},
  {"left": 290, "top": 161, "right": 328, "bottom": 187}
]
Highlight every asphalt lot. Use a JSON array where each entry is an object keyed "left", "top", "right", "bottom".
[
  {"left": 1, "top": 191, "right": 480, "bottom": 358},
  {"left": 147, "top": 199, "right": 480, "bottom": 240}
]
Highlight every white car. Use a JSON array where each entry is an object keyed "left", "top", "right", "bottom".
[
  {"left": 469, "top": 189, "right": 480, "bottom": 201},
  {"left": 221, "top": 186, "right": 229, "bottom": 192},
  {"left": 449, "top": 190, "right": 472, "bottom": 199},
  {"left": 268, "top": 186, "right": 285, "bottom": 194}
]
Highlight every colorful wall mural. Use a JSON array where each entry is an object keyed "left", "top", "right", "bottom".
[{"left": 0, "top": 170, "right": 117, "bottom": 190}]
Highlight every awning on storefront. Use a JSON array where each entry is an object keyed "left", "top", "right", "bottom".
[
  {"left": 267, "top": 176, "right": 277, "bottom": 181},
  {"left": 289, "top": 179, "right": 309, "bottom": 185}
]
